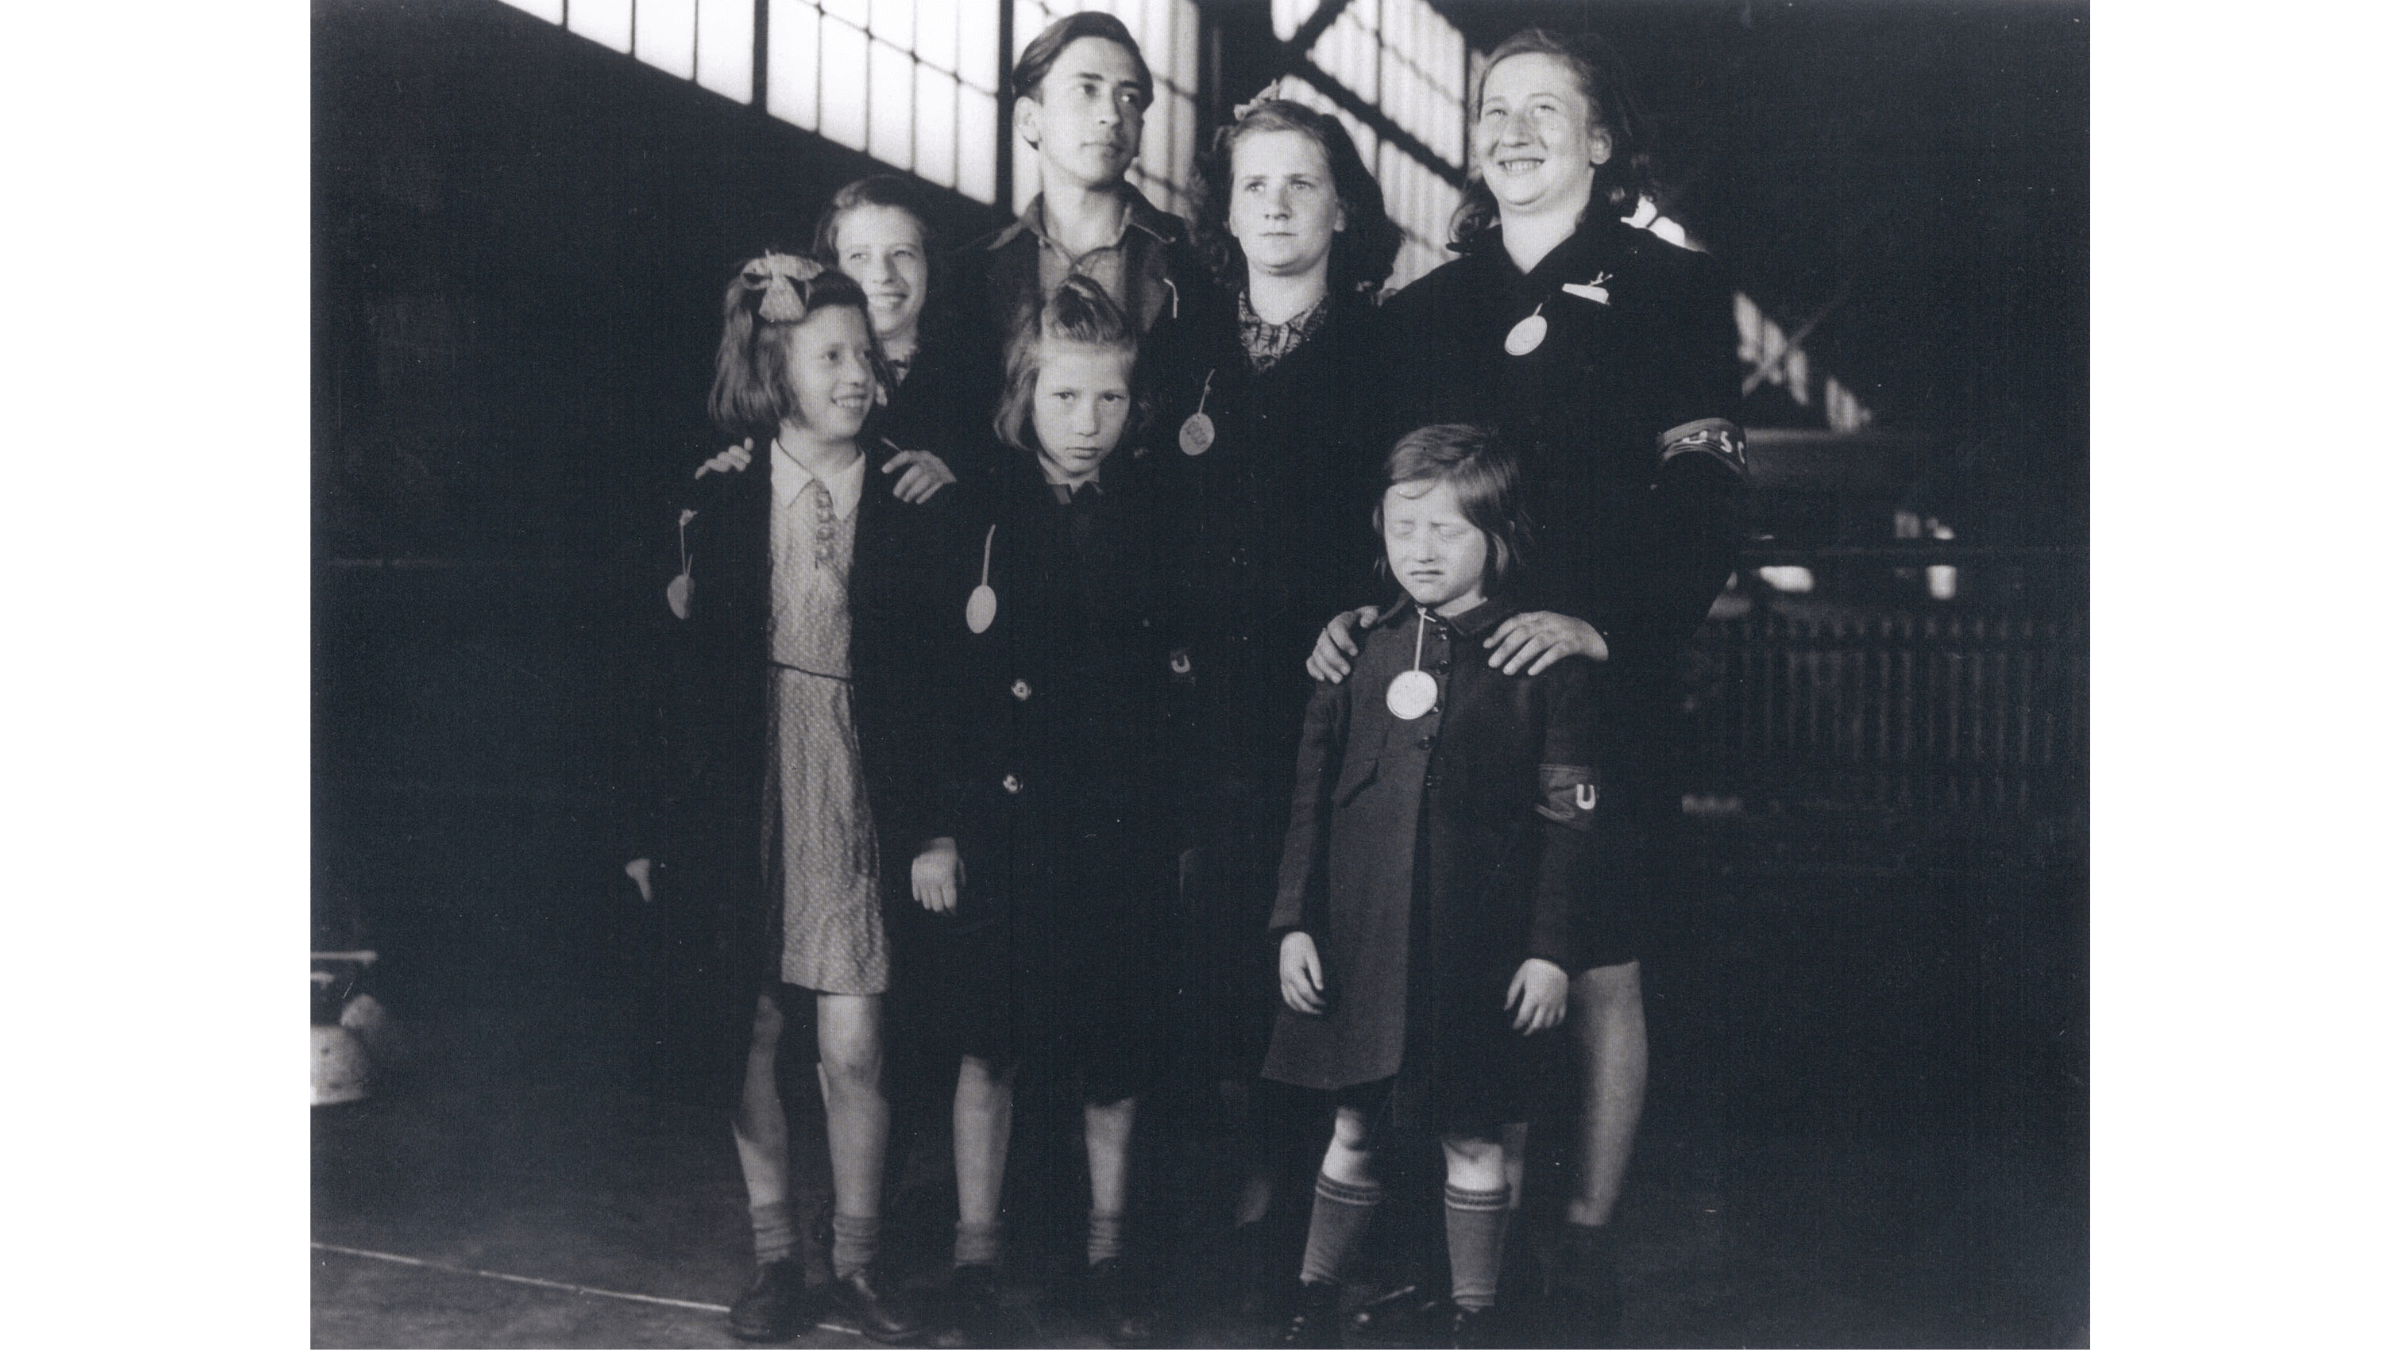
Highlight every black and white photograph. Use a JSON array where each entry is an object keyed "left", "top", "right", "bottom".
[{"left": 39, "top": 0, "right": 2339, "bottom": 1345}]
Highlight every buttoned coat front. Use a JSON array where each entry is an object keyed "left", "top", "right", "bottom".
[{"left": 1261, "top": 597, "right": 1620, "bottom": 1128}]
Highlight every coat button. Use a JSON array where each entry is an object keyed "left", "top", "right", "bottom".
[
  {"left": 1002, "top": 773, "right": 1023, "bottom": 795},
  {"left": 1011, "top": 679, "right": 1032, "bottom": 701},
  {"left": 1417, "top": 735, "right": 1435, "bottom": 750}
]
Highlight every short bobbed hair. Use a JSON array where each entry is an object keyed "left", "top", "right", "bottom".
[
  {"left": 1191, "top": 97, "right": 1401, "bottom": 296},
  {"left": 1374, "top": 424, "right": 1537, "bottom": 592},
  {"left": 707, "top": 262, "right": 887, "bottom": 438},
  {"left": 1011, "top": 11, "right": 1153, "bottom": 110},
  {"left": 993, "top": 274, "right": 1144, "bottom": 456},
  {"left": 810, "top": 174, "right": 938, "bottom": 263},
  {"left": 1451, "top": 28, "right": 1657, "bottom": 246}
]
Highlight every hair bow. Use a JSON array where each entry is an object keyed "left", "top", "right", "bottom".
[
  {"left": 1231, "top": 77, "right": 1291, "bottom": 123},
  {"left": 741, "top": 252, "right": 825, "bottom": 322}
]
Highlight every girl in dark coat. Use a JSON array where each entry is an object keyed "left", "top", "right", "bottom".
[
  {"left": 1267, "top": 426, "right": 1615, "bottom": 1347},
  {"left": 905, "top": 275, "right": 1172, "bottom": 1347},
  {"left": 641, "top": 256, "right": 951, "bottom": 1343}
]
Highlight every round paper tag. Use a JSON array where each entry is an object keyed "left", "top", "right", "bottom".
[
  {"left": 1178, "top": 412, "right": 1216, "bottom": 456},
  {"left": 1386, "top": 669, "right": 1438, "bottom": 721},
  {"left": 665, "top": 572, "right": 692, "bottom": 621},
  {"left": 1504, "top": 312, "right": 1548, "bottom": 356},
  {"left": 965, "top": 584, "right": 997, "bottom": 634}
]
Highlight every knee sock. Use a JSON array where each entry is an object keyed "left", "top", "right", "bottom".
[
  {"left": 1299, "top": 1172, "right": 1383, "bottom": 1288},
  {"left": 1087, "top": 1210, "right": 1126, "bottom": 1266},
  {"left": 1442, "top": 1184, "right": 1511, "bottom": 1311},
  {"left": 751, "top": 1200, "right": 798, "bottom": 1266},
  {"left": 830, "top": 1212, "right": 880, "bottom": 1280},
  {"left": 955, "top": 1220, "right": 1004, "bottom": 1269}
]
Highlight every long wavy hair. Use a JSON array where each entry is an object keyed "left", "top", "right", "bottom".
[
  {"left": 1449, "top": 28, "right": 1657, "bottom": 247},
  {"left": 1191, "top": 98, "right": 1401, "bottom": 296}
]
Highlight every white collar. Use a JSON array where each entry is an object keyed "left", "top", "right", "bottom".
[{"left": 772, "top": 440, "right": 866, "bottom": 520}]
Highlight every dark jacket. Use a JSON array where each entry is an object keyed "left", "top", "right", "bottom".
[
  {"left": 1382, "top": 215, "right": 1747, "bottom": 681},
  {"left": 1261, "top": 596, "right": 1619, "bottom": 1128},
  {"left": 939, "top": 186, "right": 1218, "bottom": 478},
  {"left": 1155, "top": 287, "right": 1390, "bottom": 840},
  {"left": 646, "top": 437, "right": 960, "bottom": 1103}
]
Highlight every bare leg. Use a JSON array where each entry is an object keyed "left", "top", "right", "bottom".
[
  {"left": 816, "top": 993, "right": 890, "bottom": 1221},
  {"left": 1566, "top": 961, "right": 1647, "bottom": 1229},
  {"left": 1319, "top": 1104, "right": 1376, "bottom": 1187},
  {"left": 733, "top": 992, "right": 791, "bottom": 1209},
  {"left": 955, "top": 1055, "right": 1017, "bottom": 1230}
]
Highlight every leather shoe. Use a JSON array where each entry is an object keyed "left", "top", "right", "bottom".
[
  {"left": 1445, "top": 1303, "right": 1504, "bottom": 1349},
  {"left": 927, "top": 1263, "right": 1006, "bottom": 1349},
  {"left": 1272, "top": 1279, "right": 1343, "bottom": 1348},
  {"left": 824, "top": 1267, "right": 926, "bottom": 1344},
  {"left": 728, "top": 1259, "right": 816, "bottom": 1342},
  {"left": 1084, "top": 1257, "right": 1156, "bottom": 1347},
  {"left": 1348, "top": 1283, "right": 1448, "bottom": 1346}
]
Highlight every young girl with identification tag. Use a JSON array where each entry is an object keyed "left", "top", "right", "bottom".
[
  {"left": 640, "top": 255, "right": 958, "bottom": 1344},
  {"left": 909, "top": 274, "right": 1173, "bottom": 1348},
  {"left": 1264, "top": 425, "right": 1616, "bottom": 1348}
]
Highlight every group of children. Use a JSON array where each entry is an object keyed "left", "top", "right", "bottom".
[{"left": 628, "top": 11, "right": 1745, "bottom": 1349}]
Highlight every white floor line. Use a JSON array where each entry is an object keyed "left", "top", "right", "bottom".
[{"left": 311, "top": 1240, "right": 858, "bottom": 1336}]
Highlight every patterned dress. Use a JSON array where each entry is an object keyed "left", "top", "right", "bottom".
[{"left": 760, "top": 463, "right": 888, "bottom": 994}]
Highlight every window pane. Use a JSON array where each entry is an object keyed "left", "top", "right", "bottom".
[
  {"left": 497, "top": 0, "right": 563, "bottom": 23},
  {"left": 567, "top": 0, "right": 633, "bottom": 53},
  {"left": 636, "top": 0, "right": 698, "bottom": 79},
  {"left": 1168, "top": 91, "right": 1193, "bottom": 197},
  {"left": 766, "top": 0, "right": 820, "bottom": 130},
  {"left": 1173, "top": 0, "right": 1198, "bottom": 92},
  {"left": 915, "top": 0, "right": 958, "bottom": 73},
  {"left": 957, "top": 0, "right": 998, "bottom": 92},
  {"left": 821, "top": 18, "right": 870, "bottom": 152},
  {"left": 695, "top": 0, "right": 755, "bottom": 102},
  {"left": 869, "top": 39, "right": 914, "bottom": 168},
  {"left": 822, "top": 0, "right": 870, "bottom": 29},
  {"left": 915, "top": 66, "right": 958, "bottom": 189},
  {"left": 958, "top": 89, "right": 998, "bottom": 203},
  {"left": 1138, "top": 84, "right": 1168, "bottom": 184},
  {"left": 868, "top": 0, "right": 913, "bottom": 49},
  {"left": 1012, "top": 135, "right": 1039, "bottom": 216}
]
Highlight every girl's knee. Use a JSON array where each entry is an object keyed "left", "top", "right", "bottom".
[{"left": 1441, "top": 1134, "right": 1507, "bottom": 1189}]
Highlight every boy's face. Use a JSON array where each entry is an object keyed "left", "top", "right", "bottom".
[
  {"left": 1383, "top": 478, "right": 1490, "bottom": 616},
  {"left": 1029, "top": 340, "right": 1134, "bottom": 488},
  {"left": 780, "top": 306, "right": 875, "bottom": 441},
  {"left": 1015, "top": 36, "right": 1144, "bottom": 193},
  {"left": 1227, "top": 128, "right": 1345, "bottom": 279},
  {"left": 831, "top": 205, "right": 929, "bottom": 343}
]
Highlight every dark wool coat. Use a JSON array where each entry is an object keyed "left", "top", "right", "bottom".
[
  {"left": 1381, "top": 215, "right": 1747, "bottom": 683},
  {"left": 643, "top": 437, "right": 960, "bottom": 1107},
  {"left": 1261, "top": 597, "right": 1620, "bottom": 1130},
  {"left": 907, "top": 449, "right": 1180, "bottom": 1092},
  {"left": 1150, "top": 286, "right": 1390, "bottom": 1077}
]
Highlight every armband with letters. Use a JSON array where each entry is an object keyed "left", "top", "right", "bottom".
[{"left": 1657, "top": 417, "right": 1749, "bottom": 483}]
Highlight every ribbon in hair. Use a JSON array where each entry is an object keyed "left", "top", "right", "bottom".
[
  {"left": 1231, "top": 78, "right": 1290, "bottom": 122},
  {"left": 741, "top": 252, "right": 826, "bottom": 322}
]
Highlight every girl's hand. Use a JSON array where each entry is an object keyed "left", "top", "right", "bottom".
[
  {"left": 623, "top": 858, "right": 654, "bottom": 904},
  {"left": 1505, "top": 958, "right": 1570, "bottom": 1033},
  {"left": 1484, "top": 611, "right": 1608, "bottom": 676},
  {"left": 1279, "top": 931, "right": 1328, "bottom": 1014},
  {"left": 697, "top": 437, "right": 755, "bottom": 478},
  {"left": 911, "top": 838, "right": 963, "bottom": 913},
  {"left": 882, "top": 449, "right": 957, "bottom": 504},
  {"left": 1304, "top": 606, "right": 1382, "bottom": 683}
]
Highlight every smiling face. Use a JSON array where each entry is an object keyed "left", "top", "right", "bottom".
[
  {"left": 1227, "top": 128, "right": 1345, "bottom": 281},
  {"left": 1383, "top": 477, "right": 1491, "bottom": 616},
  {"left": 1474, "top": 52, "right": 1610, "bottom": 220},
  {"left": 779, "top": 305, "right": 876, "bottom": 442},
  {"left": 1028, "top": 340, "right": 1134, "bottom": 487},
  {"left": 1017, "top": 36, "right": 1145, "bottom": 192},
  {"left": 830, "top": 205, "right": 928, "bottom": 345}
]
